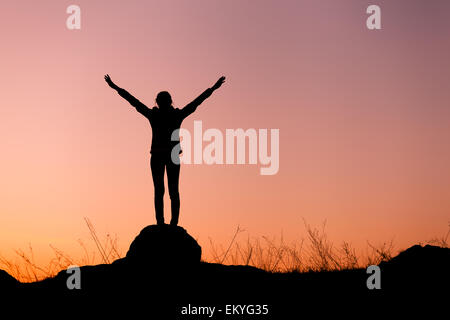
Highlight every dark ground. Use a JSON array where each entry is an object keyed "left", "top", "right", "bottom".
[{"left": 1, "top": 225, "right": 448, "bottom": 317}]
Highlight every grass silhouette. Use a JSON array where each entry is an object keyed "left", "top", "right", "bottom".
[
  {"left": 1, "top": 219, "right": 448, "bottom": 283},
  {"left": 0, "top": 218, "right": 123, "bottom": 282},
  {"left": 208, "top": 220, "right": 398, "bottom": 272}
]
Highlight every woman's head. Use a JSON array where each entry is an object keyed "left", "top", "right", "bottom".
[{"left": 156, "top": 91, "right": 172, "bottom": 108}]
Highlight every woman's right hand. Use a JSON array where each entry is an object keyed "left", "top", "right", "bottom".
[{"left": 212, "top": 76, "right": 226, "bottom": 91}]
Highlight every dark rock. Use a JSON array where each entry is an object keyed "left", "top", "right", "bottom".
[
  {"left": 125, "top": 224, "right": 201, "bottom": 268},
  {"left": 380, "top": 244, "right": 450, "bottom": 271},
  {"left": 379, "top": 244, "right": 450, "bottom": 291}
]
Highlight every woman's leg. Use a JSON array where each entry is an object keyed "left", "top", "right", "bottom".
[
  {"left": 150, "top": 154, "right": 166, "bottom": 225},
  {"left": 166, "top": 153, "right": 181, "bottom": 226}
]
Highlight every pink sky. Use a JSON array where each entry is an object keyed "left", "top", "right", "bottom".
[{"left": 0, "top": 0, "right": 449, "bottom": 267}]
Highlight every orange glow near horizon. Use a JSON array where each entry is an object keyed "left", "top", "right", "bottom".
[{"left": 0, "top": 0, "right": 449, "bottom": 270}]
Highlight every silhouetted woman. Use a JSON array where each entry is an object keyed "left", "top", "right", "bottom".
[{"left": 105, "top": 74, "right": 225, "bottom": 226}]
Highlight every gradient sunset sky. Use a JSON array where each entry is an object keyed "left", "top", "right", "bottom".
[{"left": 1, "top": 0, "right": 449, "bottom": 266}]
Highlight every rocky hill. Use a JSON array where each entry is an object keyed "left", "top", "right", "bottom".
[{"left": 1, "top": 225, "right": 448, "bottom": 316}]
